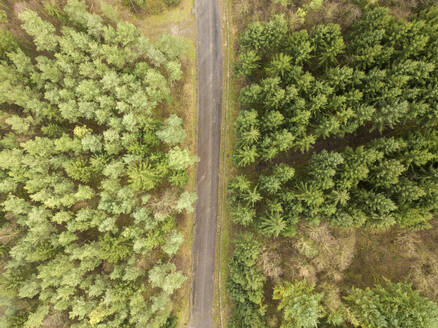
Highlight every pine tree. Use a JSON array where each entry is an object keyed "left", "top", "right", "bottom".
[
  {"left": 273, "top": 280, "right": 325, "bottom": 328},
  {"left": 344, "top": 281, "right": 438, "bottom": 328},
  {"left": 156, "top": 114, "right": 187, "bottom": 145},
  {"left": 235, "top": 50, "right": 260, "bottom": 78}
]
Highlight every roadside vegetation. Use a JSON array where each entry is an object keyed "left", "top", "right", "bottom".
[
  {"left": 122, "top": 0, "right": 181, "bottom": 16},
  {"left": 225, "top": 0, "right": 438, "bottom": 327},
  {"left": 0, "top": 1, "right": 196, "bottom": 327}
]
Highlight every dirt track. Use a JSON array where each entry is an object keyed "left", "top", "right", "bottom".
[{"left": 188, "top": 0, "right": 222, "bottom": 325}]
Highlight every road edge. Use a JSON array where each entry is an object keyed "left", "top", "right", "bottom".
[{"left": 214, "top": 0, "right": 235, "bottom": 324}]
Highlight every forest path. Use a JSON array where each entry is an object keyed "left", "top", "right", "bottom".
[{"left": 188, "top": 0, "right": 223, "bottom": 325}]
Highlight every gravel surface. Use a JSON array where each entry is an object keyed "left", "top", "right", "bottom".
[{"left": 187, "top": 0, "right": 223, "bottom": 326}]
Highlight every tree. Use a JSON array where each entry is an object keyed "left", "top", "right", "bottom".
[
  {"left": 266, "top": 53, "right": 292, "bottom": 78},
  {"left": 285, "top": 30, "right": 313, "bottom": 65},
  {"left": 261, "top": 77, "right": 286, "bottom": 109},
  {"left": 233, "top": 145, "right": 258, "bottom": 167},
  {"left": 344, "top": 281, "right": 438, "bottom": 328},
  {"left": 0, "top": 2, "right": 195, "bottom": 326},
  {"left": 229, "top": 204, "right": 256, "bottom": 226},
  {"left": 370, "top": 159, "right": 406, "bottom": 188},
  {"left": 235, "top": 109, "right": 259, "bottom": 146},
  {"left": 227, "top": 233, "right": 266, "bottom": 328},
  {"left": 24, "top": 305, "right": 50, "bottom": 328},
  {"left": 310, "top": 24, "right": 345, "bottom": 67},
  {"left": 156, "top": 114, "right": 186, "bottom": 145},
  {"left": 0, "top": 29, "right": 19, "bottom": 59},
  {"left": 273, "top": 280, "right": 325, "bottom": 328},
  {"left": 308, "top": 150, "right": 344, "bottom": 190},
  {"left": 239, "top": 15, "right": 288, "bottom": 53},
  {"left": 127, "top": 162, "right": 165, "bottom": 191},
  {"left": 5, "top": 115, "right": 31, "bottom": 134},
  {"left": 228, "top": 175, "right": 259, "bottom": 206},
  {"left": 162, "top": 230, "right": 184, "bottom": 256},
  {"left": 235, "top": 50, "right": 260, "bottom": 78},
  {"left": 149, "top": 263, "right": 186, "bottom": 295},
  {"left": 167, "top": 146, "right": 198, "bottom": 170},
  {"left": 18, "top": 10, "right": 58, "bottom": 51},
  {"left": 174, "top": 191, "right": 197, "bottom": 213},
  {"left": 259, "top": 209, "right": 286, "bottom": 237},
  {"left": 238, "top": 84, "right": 262, "bottom": 109},
  {"left": 99, "top": 234, "right": 132, "bottom": 263}
]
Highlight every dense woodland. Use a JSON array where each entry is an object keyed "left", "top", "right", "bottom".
[
  {"left": 0, "top": 1, "right": 196, "bottom": 327},
  {"left": 228, "top": 2, "right": 438, "bottom": 328}
]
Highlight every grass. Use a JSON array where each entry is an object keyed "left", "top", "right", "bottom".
[
  {"left": 172, "top": 38, "right": 198, "bottom": 328},
  {"left": 344, "top": 222, "right": 438, "bottom": 302},
  {"left": 139, "top": 0, "right": 194, "bottom": 26},
  {"left": 99, "top": 0, "right": 195, "bottom": 39},
  {"left": 213, "top": 0, "right": 240, "bottom": 324}
]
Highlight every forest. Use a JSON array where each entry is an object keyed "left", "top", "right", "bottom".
[
  {"left": 226, "top": 1, "right": 438, "bottom": 327},
  {"left": 0, "top": 1, "right": 196, "bottom": 327},
  {"left": 1, "top": 0, "right": 438, "bottom": 326}
]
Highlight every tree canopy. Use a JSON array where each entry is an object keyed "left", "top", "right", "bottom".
[
  {"left": 0, "top": 1, "right": 196, "bottom": 327},
  {"left": 229, "top": 6, "right": 438, "bottom": 234}
]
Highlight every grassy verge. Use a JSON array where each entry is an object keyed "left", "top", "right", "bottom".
[
  {"left": 213, "top": 0, "right": 239, "bottom": 325},
  {"left": 174, "top": 38, "right": 198, "bottom": 328},
  {"left": 140, "top": 0, "right": 194, "bottom": 26},
  {"left": 98, "top": 0, "right": 195, "bottom": 40}
]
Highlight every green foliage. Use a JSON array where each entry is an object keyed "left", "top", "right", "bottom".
[
  {"left": 122, "top": 0, "right": 147, "bottom": 8},
  {"left": 99, "top": 234, "right": 132, "bottom": 263},
  {"left": 168, "top": 146, "right": 198, "bottom": 170},
  {"left": 0, "top": 1, "right": 194, "bottom": 326},
  {"left": 0, "top": 29, "right": 19, "bottom": 59},
  {"left": 227, "top": 233, "right": 267, "bottom": 328},
  {"left": 44, "top": 0, "right": 68, "bottom": 23},
  {"left": 273, "top": 280, "right": 325, "bottom": 328},
  {"left": 174, "top": 191, "right": 197, "bottom": 213},
  {"left": 162, "top": 230, "right": 184, "bottom": 256},
  {"left": 164, "top": 0, "right": 180, "bottom": 6},
  {"left": 246, "top": 132, "right": 438, "bottom": 233},
  {"left": 308, "top": 0, "right": 323, "bottom": 10},
  {"left": 259, "top": 209, "right": 286, "bottom": 237},
  {"left": 169, "top": 170, "right": 189, "bottom": 187},
  {"left": 229, "top": 7, "right": 438, "bottom": 234},
  {"left": 149, "top": 263, "right": 186, "bottom": 295},
  {"left": 122, "top": 0, "right": 179, "bottom": 14},
  {"left": 228, "top": 6, "right": 438, "bottom": 328},
  {"left": 310, "top": 23, "right": 345, "bottom": 67},
  {"left": 99, "top": 0, "right": 120, "bottom": 22},
  {"left": 0, "top": 10, "right": 7, "bottom": 23},
  {"left": 64, "top": 158, "right": 96, "bottom": 183},
  {"left": 235, "top": 50, "right": 260, "bottom": 78},
  {"left": 234, "top": 8, "right": 438, "bottom": 165},
  {"left": 239, "top": 15, "right": 288, "bottom": 53},
  {"left": 344, "top": 281, "right": 438, "bottom": 328},
  {"left": 156, "top": 114, "right": 187, "bottom": 145},
  {"left": 164, "top": 314, "right": 178, "bottom": 328},
  {"left": 128, "top": 162, "right": 166, "bottom": 191},
  {"left": 18, "top": 9, "right": 58, "bottom": 51}
]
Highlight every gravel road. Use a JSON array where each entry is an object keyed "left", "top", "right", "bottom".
[{"left": 187, "top": 0, "right": 223, "bottom": 325}]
